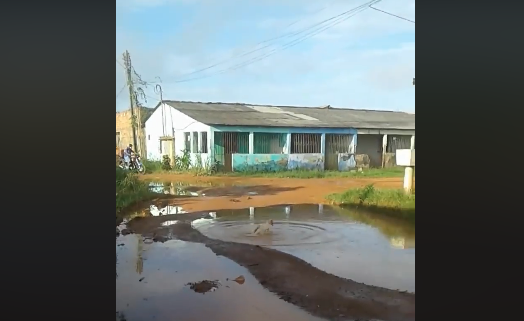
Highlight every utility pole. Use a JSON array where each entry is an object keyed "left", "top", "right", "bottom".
[{"left": 123, "top": 51, "right": 138, "bottom": 152}]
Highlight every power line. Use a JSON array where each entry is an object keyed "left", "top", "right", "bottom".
[
  {"left": 369, "top": 4, "right": 414, "bottom": 24},
  {"left": 167, "top": 0, "right": 348, "bottom": 81},
  {"left": 116, "top": 58, "right": 125, "bottom": 69},
  {"left": 173, "top": 0, "right": 378, "bottom": 83},
  {"left": 116, "top": 85, "right": 126, "bottom": 99}
]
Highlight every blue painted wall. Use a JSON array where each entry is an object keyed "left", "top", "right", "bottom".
[
  {"left": 338, "top": 153, "right": 357, "bottom": 171},
  {"left": 233, "top": 154, "right": 288, "bottom": 172},
  {"left": 232, "top": 153, "right": 326, "bottom": 171},
  {"left": 212, "top": 125, "right": 357, "bottom": 135},
  {"left": 288, "top": 154, "right": 324, "bottom": 170}
]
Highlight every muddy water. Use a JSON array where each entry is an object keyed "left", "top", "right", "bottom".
[
  {"left": 116, "top": 224, "right": 323, "bottom": 321},
  {"left": 196, "top": 204, "right": 415, "bottom": 293}
]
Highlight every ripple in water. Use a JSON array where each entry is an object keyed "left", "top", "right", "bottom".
[
  {"left": 193, "top": 204, "right": 415, "bottom": 292},
  {"left": 197, "top": 219, "right": 344, "bottom": 247}
]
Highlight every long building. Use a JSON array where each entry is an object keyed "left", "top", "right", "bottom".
[{"left": 144, "top": 101, "right": 415, "bottom": 172}]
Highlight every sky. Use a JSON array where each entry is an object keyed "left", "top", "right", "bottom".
[{"left": 116, "top": 0, "right": 415, "bottom": 112}]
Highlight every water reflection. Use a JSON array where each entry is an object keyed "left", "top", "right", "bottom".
[
  {"left": 150, "top": 205, "right": 187, "bottom": 216},
  {"left": 116, "top": 238, "right": 323, "bottom": 321},
  {"left": 196, "top": 204, "right": 415, "bottom": 292},
  {"left": 148, "top": 182, "right": 199, "bottom": 196}
]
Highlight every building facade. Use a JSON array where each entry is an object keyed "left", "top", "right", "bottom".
[{"left": 144, "top": 101, "right": 415, "bottom": 172}]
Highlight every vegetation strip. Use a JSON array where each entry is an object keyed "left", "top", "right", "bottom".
[{"left": 327, "top": 184, "right": 415, "bottom": 223}]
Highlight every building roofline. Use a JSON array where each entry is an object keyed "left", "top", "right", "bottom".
[{"left": 163, "top": 100, "right": 414, "bottom": 115}]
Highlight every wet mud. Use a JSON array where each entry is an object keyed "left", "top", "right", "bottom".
[
  {"left": 129, "top": 214, "right": 415, "bottom": 321},
  {"left": 116, "top": 232, "right": 324, "bottom": 321},
  {"left": 140, "top": 174, "right": 405, "bottom": 213}
]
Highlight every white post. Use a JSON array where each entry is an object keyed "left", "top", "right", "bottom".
[
  {"left": 249, "top": 207, "right": 255, "bottom": 221},
  {"left": 248, "top": 132, "right": 254, "bottom": 154},
  {"left": 198, "top": 132, "right": 203, "bottom": 153},
  {"left": 396, "top": 149, "right": 415, "bottom": 194},
  {"left": 381, "top": 134, "right": 388, "bottom": 168},
  {"left": 320, "top": 133, "right": 326, "bottom": 154},
  {"left": 349, "top": 135, "right": 356, "bottom": 154},
  {"left": 404, "top": 166, "right": 414, "bottom": 194},
  {"left": 285, "top": 133, "right": 291, "bottom": 154},
  {"left": 285, "top": 206, "right": 291, "bottom": 219},
  {"left": 410, "top": 135, "right": 415, "bottom": 150}
]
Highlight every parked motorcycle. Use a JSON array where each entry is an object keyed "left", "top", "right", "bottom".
[{"left": 118, "top": 153, "right": 146, "bottom": 174}]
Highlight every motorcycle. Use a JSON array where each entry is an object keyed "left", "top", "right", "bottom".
[{"left": 118, "top": 153, "right": 146, "bottom": 174}]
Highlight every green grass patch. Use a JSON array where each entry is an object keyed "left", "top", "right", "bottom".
[
  {"left": 142, "top": 159, "right": 163, "bottom": 173},
  {"left": 216, "top": 167, "right": 405, "bottom": 179},
  {"left": 327, "top": 184, "right": 415, "bottom": 223},
  {"left": 145, "top": 165, "right": 406, "bottom": 179},
  {"left": 116, "top": 167, "right": 154, "bottom": 215}
]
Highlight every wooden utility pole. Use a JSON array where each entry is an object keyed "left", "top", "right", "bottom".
[{"left": 123, "top": 51, "right": 138, "bottom": 152}]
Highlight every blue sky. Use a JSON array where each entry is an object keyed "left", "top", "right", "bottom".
[{"left": 116, "top": 0, "right": 415, "bottom": 112}]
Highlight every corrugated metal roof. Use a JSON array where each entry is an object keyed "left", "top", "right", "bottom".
[{"left": 163, "top": 101, "right": 415, "bottom": 130}]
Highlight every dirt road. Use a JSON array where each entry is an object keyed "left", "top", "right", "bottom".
[
  {"left": 140, "top": 173, "right": 405, "bottom": 212},
  {"left": 124, "top": 174, "right": 415, "bottom": 320},
  {"left": 128, "top": 215, "right": 415, "bottom": 321}
]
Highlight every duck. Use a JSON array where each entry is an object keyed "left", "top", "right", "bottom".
[{"left": 253, "top": 219, "right": 274, "bottom": 235}]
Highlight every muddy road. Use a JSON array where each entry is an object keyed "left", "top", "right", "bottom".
[
  {"left": 117, "top": 175, "right": 415, "bottom": 321},
  {"left": 140, "top": 173, "right": 405, "bottom": 212},
  {"left": 123, "top": 210, "right": 415, "bottom": 321}
]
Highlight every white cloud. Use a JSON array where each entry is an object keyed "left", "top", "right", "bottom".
[{"left": 116, "top": 0, "right": 415, "bottom": 111}]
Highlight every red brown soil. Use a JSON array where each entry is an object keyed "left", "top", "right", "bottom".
[
  {"left": 140, "top": 173, "right": 405, "bottom": 213},
  {"left": 125, "top": 174, "right": 415, "bottom": 320}
]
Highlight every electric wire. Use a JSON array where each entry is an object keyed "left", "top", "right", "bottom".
[
  {"left": 369, "top": 4, "right": 414, "bottom": 23},
  {"left": 173, "top": 0, "right": 379, "bottom": 83}
]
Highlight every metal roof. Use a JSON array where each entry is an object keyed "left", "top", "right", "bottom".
[{"left": 162, "top": 101, "right": 415, "bottom": 130}]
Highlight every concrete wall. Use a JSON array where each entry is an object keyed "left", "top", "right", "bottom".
[
  {"left": 232, "top": 153, "right": 324, "bottom": 171},
  {"left": 116, "top": 110, "right": 145, "bottom": 153},
  {"left": 355, "top": 154, "right": 371, "bottom": 169},
  {"left": 288, "top": 154, "right": 324, "bottom": 170},
  {"left": 338, "top": 153, "right": 356, "bottom": 171},
  {"left": 355, "top": 134, "right": 383, "bottom": 168},
  {"left": 145, "top": 103, "right": 211, "bottom": 164},
  {"left": 232, "top": 154, "right": 288, "bottom": 172}
]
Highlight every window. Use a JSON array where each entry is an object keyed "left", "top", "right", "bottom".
[
  {"left": 148, "top": 135, "right": 150, "bottom": 140},
  {"left": 184, "top": 132, "right": 191, "bottom": 151},
  {"left": 116, "top": 132, "right": 120, "bottom": 148},
  {"left": 201, "top": 132, "right": 208, "bottom": 153},
  {"left": 192, "top": 132, "right": 198, "bottom": 153},
  {"left": 290, "top": 133, "right": 321, "bottom": 154}
]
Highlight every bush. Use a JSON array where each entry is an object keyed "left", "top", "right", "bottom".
[{"left": 116, "top": 167, "right": 152, "bottom": 214}]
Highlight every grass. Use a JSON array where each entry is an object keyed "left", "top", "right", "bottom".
[
  {"left": 142, "top": 160, "right": 407, "bottom": 179},
  {"left": 116, "top": 167, "right": 155, "bottom": 215},
  {"left": 215, "top": 167, "right": 406, "bottom": 179},
  {"left": 142, "top": 159, "right": 163, "bottom": 173},
  {"left": 327, "top": 184, "right": 415, "bottom": 223}
]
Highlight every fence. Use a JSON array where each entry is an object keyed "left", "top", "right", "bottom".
[
  {"left": 290, "top": 133, "right": 321, "bottom": 153},
  {"left": 214, "top": 132, "right": 249, "bottom": 171},
  {"left": 253, "top": 133, "right": 287, "bottom": 154},
  {"left": 325, "top": 134, "right": 352, "bottom": 170}
]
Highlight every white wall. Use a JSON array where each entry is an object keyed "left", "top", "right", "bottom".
[{"left": 145, "top": 103, "right": 211, "bottom": 162}]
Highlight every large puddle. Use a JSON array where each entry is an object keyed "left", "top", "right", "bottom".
[
  {"left": 196, "top": 204, "right": 415, "bottom": 293},
  {"left": 116, "top": 228, "right": 323, "bottom": 321}
]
